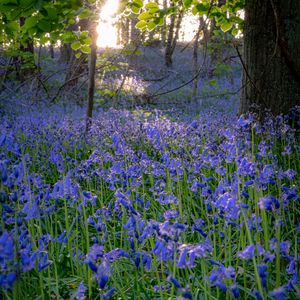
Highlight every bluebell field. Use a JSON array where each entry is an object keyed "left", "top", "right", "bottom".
[{"left": 0, "top": 105, "right": 299, "bottom": 299}]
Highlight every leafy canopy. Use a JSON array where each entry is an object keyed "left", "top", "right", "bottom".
[
  {"left": 0, "top": 0, "right": 100, "bottom": 51},
  {"left": 127, "top": 0, "right": 244, "bottom": 35}
]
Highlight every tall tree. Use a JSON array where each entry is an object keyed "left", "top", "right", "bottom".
[
  {"left": 164, "top": 3, "right": 183, "bottom": 67},
  {"left": 160, "top": 0, "right": 168, "bottom": 46},
  {"left": 86, "top": 10, "right": 99, "bottom": 132},
  {"left": 191, "top": 17, "right": 204, "bottom": 100},
  {"left": 240, "top": 0, "right": 300, "bottom": 115},
  {"left": 134, "top": 0, "right": 300, "bottom": 116}
]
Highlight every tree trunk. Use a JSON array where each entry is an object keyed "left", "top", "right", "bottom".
[
  {"left": 63, "top": 20, "right": 88, "bottom": 90},
  {"left": 49, "top": 44, "right": 54, "bottom": 59},
  {"left": 165, "top": 6, "right": 183, "bottom": 68},
  {"left": 161, "top": 0, "right": 167, "bottom": 46},
  {"left": 192, "top": 18, "right": 203, "bottom": 100},
  {"left": 130, "top": 17, "right": 139, "bottom": 45},
  {"left": 240, "top": 0, "right": 300, "bottom": 116},
  {"left": 18, "top": 17, "right": 35, "bottom": 81},
  {"left": 85, "top": 21, "right": 98, "bottom": 133},
  {"left": 121, "top": 18, "right": 130, "bottom": 45},
  {"left": 59, "top": 43, "right": 72, "bottom": 63}
]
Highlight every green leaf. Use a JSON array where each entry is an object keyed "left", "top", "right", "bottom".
[
  {"left": 79, "top": 9, "right": 91, "bottom": 19},
  {"left": 145, "top": 2, "right": 159, "bottom": 13},
  {"left": 23, "top": 16, "right": 39, "bottom": 29},
  {"left": 6, "top": 21, "right": 19, "bottom": 32},
  {"left": 220, "top": 20, "right": 233, "bottom": 32},
  {"left": 75, "top": 52, "right": 81, "bottom": 59},
  {"left": 183, "top": 0, "right": 192, "bottom": 8},
  {"left": 38, "top": 19, "right": 51, "bottom": 32},
  {"left": 39, "top": 34, "right": 49, "bottom": 44},
  {"left": 81, "top": 45, "right": 91, "bottom": 53},
  {"left": 131, "top": 0, "right": 143, "bottom": 14},
  {"left": 71, "top": 41, "right": 81, "bottom": 50},
  {"left": 209, "top": 79, "right": 217, "bottom": 86},
  {"left": 147, "top": 21, "right": 156, "bottom": 30},
  {"left": 232, "top": 28, "right": 239, "bottom": 36},
  {"left": 46, "top": 7, "right": 58, "bottom": 20},
  {"left": 194, "top": 3, "right": 209, "bottom": 16},
  {"left": 83, "top": 37, "right": 92, "bottom": 45},
  {"left": 145, "top": 2, "right": 158, "bottom": 10},
  {"left": 62, "top": 31, "right": 77, "bottom": 43},
  {"left": 135, "top": 20, "right": 147, "bottom": 29},
  {"left": 138, "top": 11, "right": 152, "bottom": 20}
]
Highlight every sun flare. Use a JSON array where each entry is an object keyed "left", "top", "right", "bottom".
[{"left": 97, "top": 0, "right": 119, "bottom": 48}]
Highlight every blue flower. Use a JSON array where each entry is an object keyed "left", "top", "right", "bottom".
[
  {"left": 0, "top": 273, "right": 16, "bottom": 290},
  {"left": 238, "top": 245, "right": 255, "bottom": 260},
  {"left": 76, "top": 282, "right": 86, "bottom": 300},
  {"left": 257, "top": 264, "right": 268, "bottom": 288},
  {"left": 167, "top": 275, "right": 182, "bottom": 288},
  {"left": 269, "top": 286, "right": 286, "bottom": 300},
  {"left": 101, "top": 287, "right": 116, "bottom": 299}
]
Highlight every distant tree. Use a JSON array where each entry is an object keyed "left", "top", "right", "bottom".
[
  {"left": 191, "top": 17, "right": 205, "bottom": 101},
  {"left": 86, "top": 16, "right": 98, "bottom": 132},
  {"left": 132, "top": 0, "right": 300, "bottom": 116},
  {"left": 164, "top": 2, "right": 183, "bottom": 67},
  {"left": 0, "top": 0, "right": 102, "bottom": 128},
  {"left": 160, "top": 0, "right": 168, "bottom": 46}
]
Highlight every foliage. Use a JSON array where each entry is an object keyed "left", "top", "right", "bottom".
[
  {"left": 0, "top": 0, "right": 100, "bottom": 53},
  {"left": 128, "top": 0, "right": 244, "bottom": 34}
]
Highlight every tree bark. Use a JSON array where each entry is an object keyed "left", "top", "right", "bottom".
[
  {"left": 130, "top": 17, "right": 139, "bottom": 45},
  {"left": 18, "top": 17, "right": 35, "bottom": 81},
  {"left": 85, "top": 20, "right": 98, "bottom": 133},
  {"left": 63, "top": 20, "right": 88, "bottom": 90},
  {"left": 161, "top": 0, "right": 167, "bottom": 46},
  {"left": 240, "top": 0, "right": 300, "bottom": 115},
  {"left": 192, "top": 18, "right": 203, "bottom": 100},
  {"left": 49, "top": 44, "right": 55, "bottom": 59},
  {"left": 165, "top": 5, "right": 183, "bottom": 68}
]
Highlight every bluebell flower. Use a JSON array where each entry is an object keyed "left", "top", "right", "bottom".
[
  {"left": 87, "top": 244, "right": 105, "bottom": 261},
  {"left": 255, "top": 290, "right": 263, "bottom": 300},
  {"left": 257, "top": 264, "right": 268, "bottom": 288},
  {"left": 104, "top": 248, "right": 130, "bottom": 262},
  {"left": 76, "top": 282, "right": 86, "bottom": 300},
  {"left": 163, "top": 209, "right": 179, "bottom": 220},
  {"left": 269, "top": 286, "right": 286, "bottom": 300},
  {"left": 231, "top": 284, "right": 239, "bottom": 298},
  {"left": 0, "top": 231, "right": 14, "bottom": 261},
  {"left": 258, "top": 196, "right": 279, "bottom": 211},
  {"left": 180, "top": 287, "right": 193, "bottom": 299},
  {"left": 167, "top": 275, "right": 182, "bottom": 288},
  {"left": 38, "top": 251, "right": 51, "bottom": 272},
  {"left": 22, "top": 201, "right": 40, "bottom": 220},
  {"left": 0, "top": 273, "right": 16, "bottom": 290},
  {"left": 101, "top": 287, "right": 116, "bottom": 299},
  {"left": 238, "top": 245, "right": 255, "bottom": 260},
  {"left": 96, "top": 261, "right": 110, "bottom": 289}
]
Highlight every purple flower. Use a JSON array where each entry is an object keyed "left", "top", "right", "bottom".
[
  {"left": 257, "top": 264, "right": 268, "bottom": 288},
  {"left": 0, "top": 273, "right": 16, "bottom": 290},
  {"left": 101, "top": 287, "right": 116, "bottom": 299},
  {"left": 238, "top": 245, "right": 255, "bottom": 260},
  {"left": 167, "top": 275, "right": 182, "bottom": 288},
  {"left": 231, "top": 284, "right": 239, "bottom": 298},
  {"left": 0, "top": 231, "right": 14, "bottom": 261},
  {"left": 269, "top": 286, "right": 286, "bottom": 300},
  {"left": 96, "top": 261, "right": 110, "bottom": 289},
  {"left": 258, "top": 196, "right": 279, "bottom": 211},
  {"left": 22, "top": 201, "right": 40, "bottom": 220},
  {"left": 76, "top": 282, "right": 86, "bottom": 300}
]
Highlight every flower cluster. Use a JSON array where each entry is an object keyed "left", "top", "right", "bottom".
[{"left": 0, "top": 106, "right": 299, "bottom": 299}]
